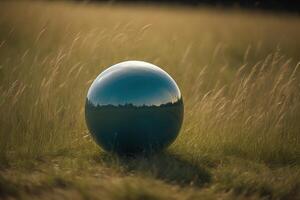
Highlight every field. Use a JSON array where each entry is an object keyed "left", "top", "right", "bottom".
[{"left": 0, "top": 1, "right": 300, "bottom": 199}]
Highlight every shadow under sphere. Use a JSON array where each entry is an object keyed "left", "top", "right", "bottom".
[{"left": 85, "top": 61, "right": 184, "bottom": 155}]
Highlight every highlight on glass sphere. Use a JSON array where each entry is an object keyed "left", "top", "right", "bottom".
[{"left": 85, "top": 61, "right": 184, "bottom": 155}]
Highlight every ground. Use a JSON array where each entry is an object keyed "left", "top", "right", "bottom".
[{"left": 0, "top": 1, "right": 300, "bottom": 199}]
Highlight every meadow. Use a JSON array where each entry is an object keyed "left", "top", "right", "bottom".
[{"left": 0, "top": 1, "right": 300, "bottom": 199}]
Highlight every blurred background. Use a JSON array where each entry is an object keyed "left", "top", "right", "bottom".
[{"left": 72, "top": 0, "right": 300, "bottom": 13}]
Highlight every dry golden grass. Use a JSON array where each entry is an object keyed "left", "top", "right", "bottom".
[{"left": 0, "top": 1, "right": 300, "bottom": 199}]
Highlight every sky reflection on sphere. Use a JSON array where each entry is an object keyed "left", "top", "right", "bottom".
[{"left": 85, "top": 61, "right": 184, "bottom": 155}]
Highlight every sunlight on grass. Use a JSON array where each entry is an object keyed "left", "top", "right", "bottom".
[{"left": 0, "top": 1, "right": 299, "bottom": 199}]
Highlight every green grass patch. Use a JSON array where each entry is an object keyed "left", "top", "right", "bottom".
[{"left": 0, "top": 1, "right": 299, "bottom": 199}]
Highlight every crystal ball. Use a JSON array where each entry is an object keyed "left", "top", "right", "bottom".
[{"left": 85, "top": 61, "right": 184, "bottom": 155}]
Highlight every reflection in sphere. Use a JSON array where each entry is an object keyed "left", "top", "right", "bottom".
[{"left": 85, "top": 61, "right": 184, "bottom": 155}]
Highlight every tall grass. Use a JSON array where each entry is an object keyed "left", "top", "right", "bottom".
[
  {"left": 0, "top": 1, "right": 299, "bottom": 166},
  {"left": 177, "top": 55, "right": 300, "bottom": 165}
]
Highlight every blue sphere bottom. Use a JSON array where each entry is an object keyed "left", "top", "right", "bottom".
[{"left": 85, "top": 99, "right": 183, "bottom": 155}]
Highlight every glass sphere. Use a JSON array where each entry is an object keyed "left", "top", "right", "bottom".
[{"left": 85, "top": 61, "right": 184, "bottom": 155}]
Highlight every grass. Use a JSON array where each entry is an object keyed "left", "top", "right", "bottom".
[{"left": 0, "top": 1, "right": 300, "bottom": 199}]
